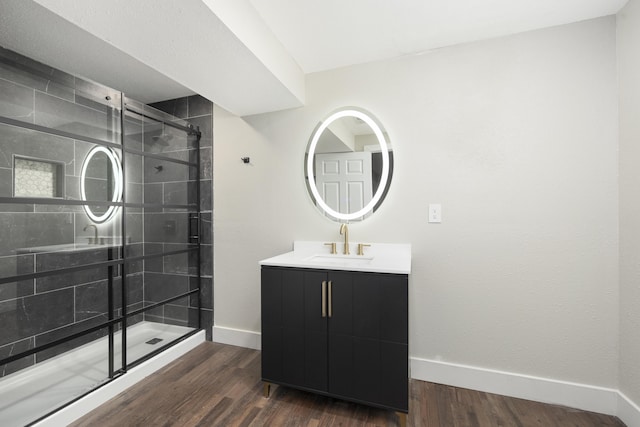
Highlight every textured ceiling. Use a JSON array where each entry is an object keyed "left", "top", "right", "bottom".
[
  {"left": 0, "top": 0, "right": 629, "bottom": 115},
  {"left": 249, "top": 0, "right": 628, "bottom": 73}
]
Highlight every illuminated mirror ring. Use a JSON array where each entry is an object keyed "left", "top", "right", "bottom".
[
  {"left": 307, "top": 108, "right": 390, "bottom": 221},
  {"left": 80, "top": 146, "right": 123, "bottom": 223}
]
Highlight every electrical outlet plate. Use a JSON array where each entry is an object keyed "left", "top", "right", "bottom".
[{"left": 428, "top": 204, "right": 441, "bottom": 223}]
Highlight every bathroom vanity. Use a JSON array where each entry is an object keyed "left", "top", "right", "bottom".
[{"left": 260, "top": 241, "right": 411, "bottom": 424}]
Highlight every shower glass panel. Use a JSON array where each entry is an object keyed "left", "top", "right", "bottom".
[
  {"left": 122, "top": 103, "right": 201, "bottom": 369},
  {"left": 34, "top": 90, "right": 122, "bottom": 144},
  {"left": 0, "top": 326, "right": 111, "bottom": 427},
  {"left": 126, "top": 298, "right": 198, "bottom": 366},
  {"left": 0, "top": 47, "right": 121, "bottom": 145},
  {"left": 0, "top": 47, "right": 203, "bottom": 426}
]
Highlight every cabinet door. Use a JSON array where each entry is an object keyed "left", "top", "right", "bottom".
[
  {"left": 261, "top": 267, "right": 329, "bottom": 392},
  {"left": 262, "top": 267, "right": 306, "bottom": 385},
  {"left": 330, "top": 272, "right": 408, "bottom": 411},
  {"left": 264, "top": 267, "right": 408, "bottom": 412},
  {"left": 353, "top": 273, "right": 408, "bottom": 343}
]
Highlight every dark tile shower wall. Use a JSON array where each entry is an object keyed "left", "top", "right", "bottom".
[
  {"left": 150, "top": 96, "right": 214, "bottom": 340},
  {"left": 0, "top": 46, "right": 209, "bottom": 378},
  {"left": 0, "top": 46, "right": 145, "bottom": 376}
]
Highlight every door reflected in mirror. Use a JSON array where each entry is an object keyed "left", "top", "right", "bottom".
[{"left": 305, "top": 108, "right": 393, "bottom": 222}]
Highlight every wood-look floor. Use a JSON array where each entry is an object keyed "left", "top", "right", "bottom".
[{"left": 71, "top": 342, "right": 625, "bottom": 427}]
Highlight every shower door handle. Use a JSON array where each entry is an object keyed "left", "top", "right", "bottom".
[{"left": 188, "top": 213, "right": 200, "bottom": 242}]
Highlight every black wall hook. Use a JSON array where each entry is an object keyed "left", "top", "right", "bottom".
[{"left": 241, "top": 157, "right": 250, "bottom": 164}]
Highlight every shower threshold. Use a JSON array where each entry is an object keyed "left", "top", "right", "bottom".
[{"left": 0, "top": 321, "right": 195, "bottom": 427}]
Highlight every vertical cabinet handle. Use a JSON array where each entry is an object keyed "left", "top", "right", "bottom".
[
  {"left": 328, "top": 281, "right": 332, "bottom": 318},
  {"left": 321, "top": 281, "right": 327, "bottom": 318}
]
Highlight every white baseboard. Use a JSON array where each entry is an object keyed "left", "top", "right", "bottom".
[
  {"left": 34, "top": 330, "right": 206, "bottom": 427},
  {"left": 410, "top": 356, "right": 620, "bottom": 417},
  {"left": 192, "top": 327, "right": 640, "bottom": 424},
  {"left": 618, "top": 391, "right": 640, "bottom": 427},
  {"left": 212, "top": 325, "right": 261, "bottom": 350}
]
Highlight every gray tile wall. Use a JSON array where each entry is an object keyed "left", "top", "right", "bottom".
[
  {"left": 0, "top": 47, "right": 210, "bottom": 376},
  {"left": 150, "top": 96, "right": 214, "bottom": 340},
  {"left": 0, "top": 46, "right": 140, "bottom": 376}
]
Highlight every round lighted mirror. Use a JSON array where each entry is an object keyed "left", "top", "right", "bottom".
[
  {"left": 305, "top": 108, "right": 393, "bottom": 222},
  {"left": 80, "top": 146, "right": 123, "bottom": 223}
]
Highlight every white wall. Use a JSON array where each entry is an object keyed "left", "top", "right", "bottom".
[
  {"left": 214, "top": 17, "right": 619, "bottom": 391},
  {"left": 618, "top": 0, "right": 640, "bottom": 409}
]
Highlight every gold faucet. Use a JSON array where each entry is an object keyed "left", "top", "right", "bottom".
[
  {"left": 339, "top": 223, "right": 349, "bottom": 255},
  {"left": 357, "top": 243, "right": 371, "bottom": 256},
  {"left": 84, "top": 224, "right": 98, "bottom": 244},
  {"left": 324, "top": 242, "right": 337, "bottom": 254}
]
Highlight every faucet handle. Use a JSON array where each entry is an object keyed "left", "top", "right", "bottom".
[
  {"left": 324, "top": 242, "right": 337, "bottom": 254},
  {"left": 357, "top": 243, "right": 371, "bottom": 256}
]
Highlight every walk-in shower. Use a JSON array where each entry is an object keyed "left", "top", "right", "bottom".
[{"left": 0, "top": 47, "right": 211, "bottom": 426}]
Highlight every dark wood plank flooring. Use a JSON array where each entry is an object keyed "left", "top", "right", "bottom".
[{"left": 71, "top": 342, "right": 625, "bottom": 427}]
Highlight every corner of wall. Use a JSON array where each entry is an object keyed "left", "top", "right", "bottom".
[
  {"left": 212, "top": 326, "right": 261, "bottom": 350},
  {"left": 617, "top": 0, "right": 640, "bottom": 417}
]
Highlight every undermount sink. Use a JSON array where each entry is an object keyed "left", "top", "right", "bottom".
[{"left": 305, "top": 254, "right": 374, "bottom": 264}]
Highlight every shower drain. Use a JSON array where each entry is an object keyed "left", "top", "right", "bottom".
[{"left": 145, "top": 338, "right": 164, "bottom": 345}]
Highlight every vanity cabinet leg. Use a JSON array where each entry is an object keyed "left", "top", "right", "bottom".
[
  {"left": 396, "top": 411, "right": 407, "bottom": 427},
  {"left": 263, "top": 382, "right": 271, "bottom": 398}
]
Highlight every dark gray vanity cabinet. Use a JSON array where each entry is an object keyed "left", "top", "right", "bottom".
[{"left": 261, "top": 266, "right": 408, "bottom": 414}]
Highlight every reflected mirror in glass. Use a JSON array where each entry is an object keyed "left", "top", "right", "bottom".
[
  {"left": 305, "top": 108, "right": 393, "bottom": 222},
  {"left": 80, "top": 146, "right": 123, "bottom": 223}
]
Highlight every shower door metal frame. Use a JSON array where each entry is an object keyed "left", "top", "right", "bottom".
[
  {"left": 0, "top": 92, "right": 204, "bottom": 424},
  {"left": 116, "top": 98, "right": 203, "bottom": 375}
]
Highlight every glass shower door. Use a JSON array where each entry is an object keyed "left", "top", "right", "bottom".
[
  {"left": 121, "top": 102, "right": 201, "bottom": 368},
  {"left": 0, "top": 47, "right": 125, "bottom": 425},
  {"left": 0, "top": 46, "right": 205, "bottom": 426}
]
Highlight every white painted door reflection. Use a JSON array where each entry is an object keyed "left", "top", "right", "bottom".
[{"left": 315, "top": 151, "right": 372, "bottom": 220}]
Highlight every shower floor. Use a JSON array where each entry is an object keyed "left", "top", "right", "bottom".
[{"left": 0, "top": 321, "right": 194, "bottom": 427}]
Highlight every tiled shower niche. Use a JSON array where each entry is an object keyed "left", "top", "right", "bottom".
[
  {"left": 0, "top": 45, "right": 212, "bottom": 424},
  {"left": 13, "top": 157, "right": 65, "bottom": 198}
]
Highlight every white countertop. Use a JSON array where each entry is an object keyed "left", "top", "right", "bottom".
[{"left": 259, "top": 241, "right": 412, "bottom": 274}]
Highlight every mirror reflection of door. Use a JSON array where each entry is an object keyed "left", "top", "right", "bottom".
[
  {"left": 315, "top": 151, "right": 372, "bottom": 220},
  {"left": 305, "top": 108, "right": 392, "bottom": 222}
]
